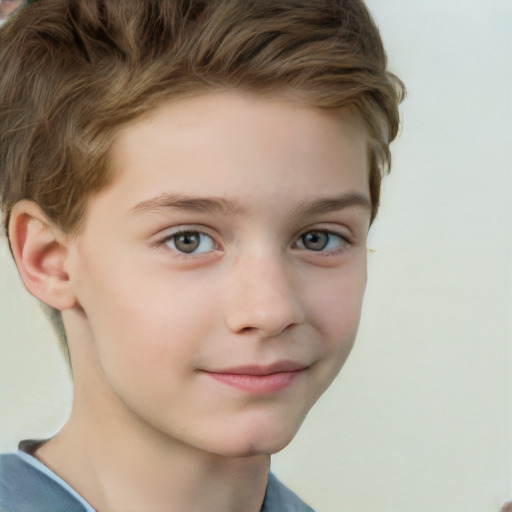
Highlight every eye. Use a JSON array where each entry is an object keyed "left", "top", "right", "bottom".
[
  {"left": 164, "top": 230, "right": 217, "bottom": 254},
  {"left": 295, "top": 230, "right": 347, "bottom": 252}
]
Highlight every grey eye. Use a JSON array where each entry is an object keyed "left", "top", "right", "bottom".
[
  {"left": 296, "top": 230, "right": 346, "bottom": 253},
  {"left": 301, "top": 231, "right": 329, "bottom": 251},
  {"left": 164, "top": 230, "right": 216, "bottom": 255},
  {"left": 173, "top": 232, "right": 200, "bottom": 253}
]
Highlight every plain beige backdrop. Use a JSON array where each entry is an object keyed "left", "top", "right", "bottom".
[{"left": 1, "top": 1, "right": 511, "bottom": 511}]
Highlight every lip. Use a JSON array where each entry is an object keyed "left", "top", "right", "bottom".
[{"left": 202, "top": 361, "right": 308, "bottom": 394}]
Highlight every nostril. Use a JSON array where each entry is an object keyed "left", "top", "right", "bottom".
[
  {"left": 234, "top": 321, "right": 296, "bottom": 339},
  {"left": 238, "top": 326, "right": 258, "bottom": 335}
]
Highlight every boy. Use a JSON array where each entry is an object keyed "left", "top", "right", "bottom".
[{"left": 0, "top": 1, "right": 403, "bottom": 511}]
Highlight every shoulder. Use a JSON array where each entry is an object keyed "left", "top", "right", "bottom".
[
  {"left": 0, "top": 452, "right": 89, "bottom": 512},
  {"left": 261, "top": 472, "right": 316, "bottom": 512}
]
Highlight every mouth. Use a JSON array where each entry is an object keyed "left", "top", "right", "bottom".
[{"left": 202, "top": 361, "right": 309, "bottom": 394}]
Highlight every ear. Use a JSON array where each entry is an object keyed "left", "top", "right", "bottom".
[{"left": 8, "top": 200, "right": 77, "bottom": 310}]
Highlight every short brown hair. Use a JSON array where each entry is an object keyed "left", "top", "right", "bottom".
[
  {"left": 0, "top": 0, "right": 404, "bottom": 351},
  {"left": 0, "top": 0, "right": 404, "bottom": 235}
]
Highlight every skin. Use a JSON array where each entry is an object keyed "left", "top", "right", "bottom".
[{"left": 12, "top": 91, "right": 371, "bottom": 512}]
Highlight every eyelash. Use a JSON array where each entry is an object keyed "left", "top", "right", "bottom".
[
  {"left": 293, "top": 230, "right": 350, "bottom": 256},
  {"left": 156, "top": 228, "right": 351, "bottom": 257},
  {"left": 159, "top": 229, "right": 219, "bottom": 257}
]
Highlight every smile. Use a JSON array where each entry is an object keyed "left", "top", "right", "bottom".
[{"left": 202, "top": 362, "right": 308, "bottom": 394}]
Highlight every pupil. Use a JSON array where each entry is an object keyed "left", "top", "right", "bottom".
[
  {"left": 303, "top": 231, "right": 328, "bottom": 251},
  {"left": 175, "top": 232, "right": 200, "bottom": 253}
]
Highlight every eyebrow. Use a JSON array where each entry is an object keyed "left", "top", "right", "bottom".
[
  {"left": 293, "top": 193, "right": 371, "bottom": 216},
  {"left": 130, "top": 192, "right": 246, "bottom": 217},
  {"left": 130, "top": 191, "right": 371, "bottom": 218}
]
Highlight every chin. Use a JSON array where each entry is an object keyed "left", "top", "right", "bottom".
[
  {"left": 210, "top": 438, "right": 294, "bottom": 459},
  {"left": 203, "top": 418, "right": 303, "bottom": 459},
  {"left": 229, "top": 437, "right": 293, "bottom": 458}
]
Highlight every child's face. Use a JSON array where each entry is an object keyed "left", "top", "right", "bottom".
[{"left": 65, "top": 91, "right": 371, "bottom": 457}]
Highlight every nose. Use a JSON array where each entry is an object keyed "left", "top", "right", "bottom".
[{"left": 225, "top": 253, "right": 305, "bottom": 338}]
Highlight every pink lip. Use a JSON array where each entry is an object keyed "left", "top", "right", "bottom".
[{"left": 203, "top": 361, "right": 308, "bottom": 394}]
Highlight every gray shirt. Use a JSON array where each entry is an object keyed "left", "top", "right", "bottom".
[{"left": 0, "top": 449, "right": 315, "bottom": 512}]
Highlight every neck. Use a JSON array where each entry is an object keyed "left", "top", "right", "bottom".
[{"left": 36, "top": 406, "right": 270, "bottom": 512}]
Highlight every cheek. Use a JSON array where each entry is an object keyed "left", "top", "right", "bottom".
[
  {"left": 308, "top": 261, "right": 368, "bottom": 353},
  {"left": 71, "top": 248, "right": 217, "bottom": 369}
]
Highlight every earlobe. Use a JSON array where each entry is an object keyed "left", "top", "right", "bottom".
[{"left": 8, "top": 200, "right": 77, "bottom": 310}]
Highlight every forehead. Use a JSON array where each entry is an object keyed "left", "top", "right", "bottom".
[{"left": 91, "top": 91, "right": 370, "bottom": 220}]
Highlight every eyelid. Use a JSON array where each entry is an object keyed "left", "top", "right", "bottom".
[
  {"left": 151, "top": 224, "right": 353, "bottom": 258},
  {"left": 153, "top": 226, "right": 222, "bottom": 254},
  {"left": 293, "top": 228, "right": 352, "bottom": 254}
]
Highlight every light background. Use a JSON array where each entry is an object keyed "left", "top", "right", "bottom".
[{"left": 0, "top": 1, "right": 511, "bottom": 511}]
